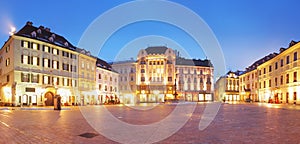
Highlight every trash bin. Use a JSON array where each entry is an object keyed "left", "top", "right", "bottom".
[{"left": 54, "top": 95, "right": 61, "bottom": 110}]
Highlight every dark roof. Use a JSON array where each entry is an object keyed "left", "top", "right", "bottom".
[
  {"left": 176, "top": 57, "right": 213, "bottom": 67},
  {"left": 96, "top": 58, "right": 112, "bottom": 71},
  {"left": 145, "top": 46, "right": 168, "bottom": 54},
  {"left": 226, "top": 70, "right": 244, "bottom": 77},
  {"left": 245, "top": 53, "right": 278, "bottom": 72},
  {"left": 15, "top": 21, "right": 76, "bottom": 50}
]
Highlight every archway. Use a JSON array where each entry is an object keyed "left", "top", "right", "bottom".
[{"left": 44, "top": 92, "right": 54, "bottom": 106}]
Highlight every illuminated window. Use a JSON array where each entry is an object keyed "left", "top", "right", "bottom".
[
  {"left": 52, "top": 60, "right": 59, "bottom": 69},
  {"left": 21, "top": 55, "right": 30, "bottom": 64},
  {"left": 6, "top": 45, "right": 10, "bottom": 53},
  {"left": 81, "top": 62, "right": 84, "bottom": 68},
  {"left": 6, "top": 58, "right": 10, "bottom": 66},
  {"left": 52, "top": 48, "right": 59, "bottom": 55},
  {"left": 32, "top": 57, "right": 39, "bottom": 66},
  {"left": 53, "top": 77, "right": 59, "bottom": 85},
  {"left": 63, "top": 78, "right": 69, "bottom": 86},
  {"left": 43, "top": 58, "right": 50, "bottom": 68},
  {"left": 32, "top": 43, "right": 39, "bottom": 50},
  {"left": 21, "top": 41, "right": 29, "bottom": 48},
  {"left": 87, "top": 63, "right": 90, "bottom": 69},
  {"left": 43, "top": 46, "right": 50, "bottom": 53},
  {"left": 72, "top": 80, "right": 76, "bottom": 87},
  {"left": 43, "top": 75, "right": 50, "bottom": 84}
]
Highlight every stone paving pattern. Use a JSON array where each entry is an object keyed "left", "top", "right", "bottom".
[{"left": 1, "top": 103, "right": 300, "bottom": 143}]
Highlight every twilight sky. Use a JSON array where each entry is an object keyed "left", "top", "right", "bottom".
[{"left": 0, "top": 0, "right": 300, "bottom": 77}]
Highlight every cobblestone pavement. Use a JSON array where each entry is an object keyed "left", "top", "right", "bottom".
[{"left": 1, "top": 103, "right": 300, "bottom": 144}]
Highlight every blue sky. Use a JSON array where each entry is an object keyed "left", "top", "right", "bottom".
[{"left": 1, "top": 0, "right": 300, "bottom": 76}]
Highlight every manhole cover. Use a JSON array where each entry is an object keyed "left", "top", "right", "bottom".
[{"left": 78, "top": 132, "right": 99, "bottom": 138}]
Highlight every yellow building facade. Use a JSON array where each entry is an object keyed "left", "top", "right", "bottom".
[
  {"left": 257, "top": 41, "right": 300, "bottom": 104},
  {"left": 0, "top": 21, "right": 97, "bottom": 106},
  {"left": 215, "top": 71, "right": 240, "bottom": 102}
]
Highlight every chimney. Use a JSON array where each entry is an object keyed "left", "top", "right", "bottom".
[{"left": 26, "top": 21, "right": 33, "bottom": 26}]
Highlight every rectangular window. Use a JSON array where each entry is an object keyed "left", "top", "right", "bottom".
[
  {"left": 21, "top": 41, "right": 30, "bottom": 48},
  {"left": 81, "top": 62, "right": 84, "bottom": 68},
  {"left": 52, "top": 48, "right": 59, "bottom": 55},
  {"left": 286, "top": 74, "right": 289, "bottom": 84},
  {"left": 32, "top": 43, "right": 39, "bottom": 50},
  {"left": 105, "top": 85, "right": 107, "bottom": 91},
  {"left": 280, "top": 59, "right": 284, "bottom": 67},
  {"left": 6, "top": 75, "right": 9, "bottom": 82},
  {"left": 70, "top": 53, "right": 77, "bottom": 59},
  {"left": 43, "top": 75, "right": 50, "bottom": 84},
  {"left": 275, "top": 77, "right": 278, "bottom": 86},
  {"left": 71, "top": 65, "right": 77, "bottom": 72},
  {"left": 62, "top": 51, "right": 69, "bottom": 57},
  {"left": 141, "top": 77, "right": 145, "bottom": 82},
  {"left": 286, "top": 56, "right": 290, "bottom": 64},
  {"left": 52, "top": 60, "right": 59, "bottom": 69},
  {"left": 99, "top": 84, "right": 102, "bottom": 90},
  {"left": 263, "top": 68, "right": 266, "bottom": 74},
  {"left": 21, "top": 73, "right": 30, "bottom": 82},
  {"left": 141, "top": 69, "right": 145, "bottom": 73},
  {"left": 63, "top": 78, "right": 69, "bottom": 86},
  {"left": 53, "top": 77, "right": 59, "bottom": 85},
  {"left": 294, "top": 72, "right": 297, "bottom": 82},
  {"left": 294, "top": 92, "right": 297, "bottom": 101},
  {"left": 269, "top": 79, "right": 271, "bottom": 87},
  {"left": 269, "top": 65, "right": 272, "bottom": 72},
  {"left": 280, "top": 75, "right": 283, "bottom": 85},
  {"left": 263, "top": 81, "right": 266, "bottom": 88},
  {"left": 43, "top": 45, "right": 50, "bottom": 53},
  {"left": 168, "top": 77, "right": 172, "bottom": 82},
  {"left": 275, "top": 62, "right": 278, "bottom": 70},
  {"left": 21, "top": 55, "right": 30, "bottom": 64},
  {"left": 6, "top": 45, "right": 10, "bottom": 53},
  {"left": 31, "top": 74, "right": 39, "bottom": 83},
  {"left": 72, "top": 80, "right": 76, "bottom": 87},
  {"left": 43, "top": 58, "right": 50, "bottom": 68},
  {"left": 63, "top": 63, "right": 69, "bottom": 71},
  {"left": 294, "top": 52, "right": 298, "bottom": 61},
  {"left": 98, "top": 74, "right": 101, "bottom": 79},
  {"left": 6, "top": 58, "right": 10, "bottom": 66},
  {"left": 32, "top": 57, "right": 39, "bottom": 66}
]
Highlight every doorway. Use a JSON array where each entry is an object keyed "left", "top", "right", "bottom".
[{"left": 44, "top": 92, "right": 54, "bottom": 106}]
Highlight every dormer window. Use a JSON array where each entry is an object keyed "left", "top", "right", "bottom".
[
  {"left": 49, "top": 37, "right": 54, "bottom": 42},
  {"left": 31, "top": 31, "right": 36, "bottom": 37},
  {"left": 64, "top": 42, "right": 68, "bottom": 47},
  {"left": 37, "top": 29, "right": 42, "bottom": 34}
]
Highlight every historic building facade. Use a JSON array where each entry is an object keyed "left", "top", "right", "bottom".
[
  {"left": 238, "top": 40, "right": 300, "bottom": 104},
  {"left": 0, "top": 21, "right": 103, "bottom": 106},
  {"left": 112, "top": 46, "right": 214, "bottom": 103},
  {"left": 111, "top": 60, "right": 136, "bottom": 104},
  {"left": 215, "top": 71, "right": 241, "bottom": 102},
  {"left": 96, "top": 58, "right": 119, "bottom": 104},
  {"left": 257, "top": 41, "right": 300, "bottom": 104}
]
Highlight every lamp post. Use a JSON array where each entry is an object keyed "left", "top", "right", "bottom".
[{"left": 174, "top": 76, "right": 178, "bottom": 100}]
